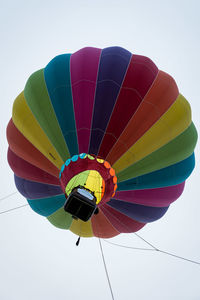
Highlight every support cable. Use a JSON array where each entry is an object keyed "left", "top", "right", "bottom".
[
  {"left": 103, "top": 234, "right": 200, "bottom": 266},
  {"left": 0, "top": 192, "right": 17, "bottom": 202},
  {"left": 1, "top": 192, "right": 199, "bottom": 266},
  {"left": 155, "top": 249, "right": 200, "bottom": 266},
  {"left": 103, "top": 240, "right": 155, "bottom": 251},
  {"left": 0, "top": 204, "right": 29, "bottom": 215},
  {"left": 99, "top": 238, "right": 115, "bottom": 300},
  {"left": 134, "top": 232, "right": 158, "bottom": 250}
]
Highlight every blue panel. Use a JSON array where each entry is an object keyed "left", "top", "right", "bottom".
[
  {"left": 15, "top": 175, "right": 62, "bottom": 199},
  {"left": 27, "top": 194, "right": 66, "bottom": 217},
  {"left": 117, "top": 153, "right": 195, "bottom": 191},
  {"left": 44, "top": 54, "right": 78, "bottom": 156},
  {"left": 89, "top": 47, "right": 132, "bottom": 155},
  {"left": 107, "top": 199, "right": 169, "bottom": 223}
]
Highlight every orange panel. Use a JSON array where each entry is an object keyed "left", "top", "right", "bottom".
[{"left": 106, "top": 70, "right": 179, "bottom": 165}]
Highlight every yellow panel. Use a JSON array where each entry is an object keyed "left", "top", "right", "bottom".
[
  {"left": 113, "top": 94, "right": 191, "bottom": 174},
  {"left": 12, "top": 92, "right": 64, "bottom": 169},
  {"left": 70, "top": 219, "right": 94, "bottom": 237},
  {"left": 85, "top": 170, "right": 103, "bottom": 204},
  {"left": 65, "top": 170, "right": 104, "bottom": 204}
]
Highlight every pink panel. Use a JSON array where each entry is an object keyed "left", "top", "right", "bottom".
[
  {"left": 115, "top": 183, "right": 185, "bottom": 207},
  {"left": 70, "top": 47, "right": 101, "bottom": 153}
]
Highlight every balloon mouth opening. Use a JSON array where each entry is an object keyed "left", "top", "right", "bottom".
[
  {"left": 64, "top": 186, "right": 99, "bottom": 222},
  {"left": 59, "top": 153, "right": 118, "bottom": 215}
]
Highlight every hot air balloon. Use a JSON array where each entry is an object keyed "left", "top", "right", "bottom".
[{"left": 7, "top": 47, "right": 197, "bottom": 239}]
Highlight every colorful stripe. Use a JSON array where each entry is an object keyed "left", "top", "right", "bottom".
[
  {"left": 44, "top": 54, "right": 78, "bottom": 156},
  {"left": 47, "top": 208, "right": 73, "bottom": 229},
  {"left": 117, "top": 123, "right": 197, "bottom": 183},
  {"left": 8, "top": 148, "right": 60, "bottom": 185},
  {"left": 89, "top": 47, "right": 132, "bottom": 155},
  {"left": 91, "top": 209, "right": 120, "bottom": 238},
  {"left": 70, "top": 219, "right": 94, "bottom": 237},
  {"left": 106, "top": 200, "right": 169, "bottom": 223},
  {"left": 100, "top": 205, "right": 145, "bottom": 233},
  {"left": 70, "top": 47, "right": 101, "bottom": 153},
  {"left": 7, "top": 46, "right": 197, "bottom": 238},
  {"left": 113, "top": 94, "right": 191, "bottom": 174},
  {"left": 106, "top": 70, "right": 179, "bottom": 164},
  {"left": 15, "top": 175, "right": 62, "bottom": 199},
  {"left": 98, "top": 54, "right": 158, "bottom": 158},
  {"left": 24, "top": 69, "right": 70, "bottom": 162},
  {"left": 7, "top": 119, "right": 59, "bottom": 177},
  {"left": 12, "top": 92, "right": 63, "bottom": 169},
  {"left": 27, "top": 194, "right": 66, "bottom": 217},
  {"left": 114, "top": 183, "right": 185, "bottom": 207},
  {"left": 117, "top": 154, "right": 195, "bottom": 190}
]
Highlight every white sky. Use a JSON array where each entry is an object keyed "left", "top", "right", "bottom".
[{"left": 0, "top": 1, "right": 200, "bottom": 299}]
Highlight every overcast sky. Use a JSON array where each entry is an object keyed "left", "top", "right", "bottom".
[{"left": 0, "top": 1, "right": 200, "bottom": 299}]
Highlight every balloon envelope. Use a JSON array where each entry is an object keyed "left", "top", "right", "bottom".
[{"left": 7, "top": 47, "right": 197, "bottom": 238}]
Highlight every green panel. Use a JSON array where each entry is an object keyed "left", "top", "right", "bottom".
[
  {"left": 117, "top": 122, "right": 197, "bottom": 182},
  {"left": 47, "top": 207, "right": 73, "bottom": 229},
  {"left": 65, "top": 170, "right": 90, "bottom": 195},
  {"left": 24, "top": 69, "right": 70, "bottom": 162}
]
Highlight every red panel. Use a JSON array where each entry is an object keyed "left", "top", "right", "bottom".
[
  {"left": 91, "top": 209, "right": 120, "bottom": 238},
  {"left": 7, "top": 119, "right": 59, "bottom": 178},
  {"left": 106, "top": 70, "right": 179, "bottom": 165},
  {"left": 98, "top": 54, "right": 158, "bottom": 158},
  {"left": 101, "top": 204, "right": 146, "bottom": 233},
  {"left": 8, "top": 148, "right": 60, "bottom": 186}
]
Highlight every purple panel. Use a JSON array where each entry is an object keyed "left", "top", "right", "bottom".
[
  {"left": 89, "top": 47, "right": 132, "bottom": 155},
  {"left": 101, "top": 204, "right": 146, "bottom": 233},
  {"left": 114, "top": 183, "right": 185, "bottom": 207},
  {"left": 107, "top": 198, "right": 169, "bottom": 223},
  {"left": 98, "top": 54, "right": 158, "bottom": 158},
  {"left": 70, "top": 47, "right": 101, "bottom": 153},
  {"left": 14, "top": 175, "right": 63, "bottom": 199}
]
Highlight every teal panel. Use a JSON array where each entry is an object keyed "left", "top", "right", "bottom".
[
  {"left": 27, "top": 194, "right": 66, "bottom": 216},
  {"left": 44, "top": 54, "right": 79, "bottom": 156},
  {"left": 117, "top": 153, "right": 195, "bottom": 190}
]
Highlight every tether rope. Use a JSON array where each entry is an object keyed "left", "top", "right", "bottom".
[
  {"left": 0, "top": 204, "right": 29, "bottom": 215},
  {"left": 1, "top": 191, "right": 200, "bottom": 266},
  {"left": 0, "top": 192, "right": 17, "bottom": 202},
  {"left": 103, "top": 235, "right": 200, "bottom": 266},
  {"left": 98, "top": 238, "right": 115, "bottom": 300}
]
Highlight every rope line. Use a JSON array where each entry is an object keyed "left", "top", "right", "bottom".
[
  {"left": 134, "top": 232, "right": 158, "bottom": 250},
  {"left": 103, "top": 234, "right": 200, "bottom": 266},
  {"left": 95, "top": 211, "right": 116, "bottom": 300},
  {"left": 103, "top": 239, "right": 155, "bottom": 251},
  {"left": 0, "top": 204, "right": 29, "bottom": 215},
  {"left": 1, "top": 192, "right": 199, "bottom": 266},
  {"left": 0, "top": 192, "right": 17, "bottom": 202},
  {"left": 157, "top": 249, "right": 200, "bottom": 266},
  {"left": 98, "top": 238, "right": 115, "bottom": 300}
]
